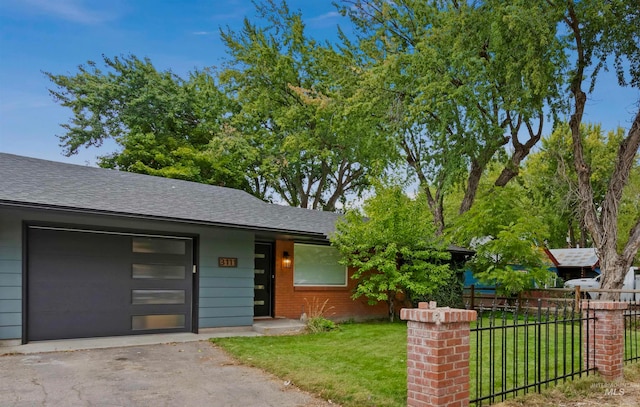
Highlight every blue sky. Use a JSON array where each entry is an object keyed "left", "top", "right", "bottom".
[{"left": 0, "top": 0, "right": 638, "bottom": 167}]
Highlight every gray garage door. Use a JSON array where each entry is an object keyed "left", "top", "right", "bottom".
[{"left": 27, "top": 226, "right": 193, "bottom": 341}]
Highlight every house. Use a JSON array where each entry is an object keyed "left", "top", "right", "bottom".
[
  {"left": 0, "top": 153, "right": 388, "bottom": 345},
  {"left": 544, "top": 248, "right": 600, "bottom": 281}
]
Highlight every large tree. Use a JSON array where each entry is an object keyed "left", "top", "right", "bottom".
[
  {"left": 220, "top": 1, "right": 392, "bottom": 211},
  {"left": 558, "top": 0, "right": 640, "bottom": 297},
  {"left": 339, "top": 0, "right": 563, "bottom": 233},
  {"left": 45, "top": 56, "right": 259, "bottom": 192},
  {"left": 523, "top": 124, "right": 637, "bottom": 250}
]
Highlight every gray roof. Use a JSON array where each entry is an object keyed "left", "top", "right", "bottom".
[
  {"left": 548, "top": 248, "right": 599, "bottom": 268},
  {"left": 0, "top": 153, "right": 340, "bottom": 238}
]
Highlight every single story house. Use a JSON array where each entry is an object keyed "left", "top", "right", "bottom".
[
  {"left": 544, "top": 247, "right": 600, "bottom": 281},
  {"left": 1, "top": 153, "right": 390, "bottom": 345}
]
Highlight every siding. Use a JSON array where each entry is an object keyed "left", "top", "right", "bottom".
[
  {"left": 197, "top": 228, "right": 254, "bottom": 328},
  {"left": 0, "top": 211, "right": 22, "bottom": 339},
  {"left": 0, "top": 206, "right": 255, "bottom": 340}
]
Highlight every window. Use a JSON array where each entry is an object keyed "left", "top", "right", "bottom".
[
  {"left": 131, "top": 314, "right": 185, "bottom": 330},
  {"left": 132, "top": 264, "right": 186, "bottom": 279},
  {"left": 131, "top": 290, "right": 185, "bottom": 305},
  {"left": 132, "top": 237, "right": 185, "bottom": 254},
  {"left": 293, "top": 244, "right": 347, "bottom": 286}
]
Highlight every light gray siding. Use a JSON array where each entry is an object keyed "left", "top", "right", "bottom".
[
  {"left": 0, "top": 206, "right": 256, "bottom": 340},
  {"left": 197, "top": 228, "right": 254, "bottom": 328},
  {"left": 0, "top": 211, "right": 22, "bottom": 340}
]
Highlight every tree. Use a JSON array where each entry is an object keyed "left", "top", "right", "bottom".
[
  {"left": 338, "top": 0, "right": 563, "bottom": 232},
  {"left": 45, "top": 56, "right": 255, "bottom": 192},
  {"left": 331, "top": 185, "right": 451, "bottom": 321},
  {"left": 558, "top": 0, "right": 640, "bottom": 298},
  {"left": 523, "top": 123, "right": 637, "bottom": 250},
  {"left": 220, "top": 1, "right": 393, "bottom": 210},
  {"left": 453, "top": 182, "right": 554, "bottom": 296}
]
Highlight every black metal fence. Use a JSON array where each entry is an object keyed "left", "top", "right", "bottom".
[
  {"left": 624, "top": 298, "right": 640, "bottom": 363},
  {"left": 468, "top": 299, "right": 596, "bottom": 406}
]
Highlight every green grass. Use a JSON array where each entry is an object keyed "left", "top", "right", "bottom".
[
  {"left": 212, "top": 322, "right": 407, "bottom": 407},
  {"left": 470, "top": 316, "right": 585, "bottom": 402},
  {"left": 212, "top": 319, "right": 640, "bottom": 407}
]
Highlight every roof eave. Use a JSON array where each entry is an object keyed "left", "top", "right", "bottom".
[{"left": 0, "top": 200, "right": 329, "bottom": 239}]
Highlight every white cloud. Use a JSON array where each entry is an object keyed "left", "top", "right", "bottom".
[
  {"left": 9, "top": 0, "right": 118, "bottom": 24},
  {"left": 308, "top": 11, "right": 341, "bottom": 22}
]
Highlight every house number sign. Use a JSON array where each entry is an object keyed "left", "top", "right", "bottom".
[{"left": 218, "top": 257, "right": 238, "bottom": 268}]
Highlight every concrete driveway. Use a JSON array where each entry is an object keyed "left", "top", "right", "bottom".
[{"left": 0, "top": 341, "right": 330, "bottom": 407}]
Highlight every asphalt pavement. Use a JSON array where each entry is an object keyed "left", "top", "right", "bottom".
[{"left": 0, "top": 340, "right": 330, "bottom": 407}]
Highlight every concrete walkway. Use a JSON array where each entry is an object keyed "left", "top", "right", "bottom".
[
  {"left": 0, "top": 329, "right": 258, "bottom": 355},
  {"left": 0, "top": 319, "right": 306, "bottom": 355}
]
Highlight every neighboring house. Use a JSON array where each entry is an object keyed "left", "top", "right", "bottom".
[
  {"left": 0, "top": 153, "right": 388, "bottom": 344},
  {"left": 544, "top": 248, "right": 600, "bottom": 281}
]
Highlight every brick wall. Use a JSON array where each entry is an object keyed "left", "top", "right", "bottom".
[{"left": 273, "top": 240, "right": 387, "bottom": 321}]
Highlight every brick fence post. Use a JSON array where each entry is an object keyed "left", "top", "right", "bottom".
[
  {"left": 400, "top": 302, "right": 477, "bottom": 407},
  {"left": 582, "top": 301, "right": 628, "bottom": 381}
]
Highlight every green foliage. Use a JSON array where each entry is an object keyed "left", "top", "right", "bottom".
[
  {"left": 306, "top": 317, "right": 337, "bottom": 333},
  {"left": 554, "top": 0, "right": 640, "bottom": 292},
  {"left": 522, "top": 123, "right": 638, "bottom": 250},
  {"left": 454, "top": 183, "right": 554, "bottom": 296},
  {"left": 219, "top": 0, "right": 394, "bottom": 210},
  {"left": 44, "top": 56, "right": 255, "bottom": 192},
  {"left": 411, "top": 269, "right": 464, "bottom": 309},
  {"left": 339, "top": 0, "right": 564, "bottom": 230},
  {"left": 331, "top": 184, "right": 452, "bottom": 320}
]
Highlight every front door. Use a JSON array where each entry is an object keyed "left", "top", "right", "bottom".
[{"left": 254, "top": 243, "right": 273, "bottom": 317}]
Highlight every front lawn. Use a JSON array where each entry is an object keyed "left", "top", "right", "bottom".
[
  {"left": 212, "top": 322, "right": 407, "bottom": 407},
  {"left": 212, "top": 319, "right": 640, "bottom": 407}
]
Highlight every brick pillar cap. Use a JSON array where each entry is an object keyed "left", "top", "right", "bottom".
[
  {"left": 400, "top": 306, "right": 477, "bottom": 323},
  {"left": 583, "top": 301, "right": 628, "bottom": 310}
]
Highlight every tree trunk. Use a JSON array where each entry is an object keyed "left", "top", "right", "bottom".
[
  {"left": 565, "top": 3, "right": 640, "bottom": 298},
  {"left": 568, "top": 218, "right": 576, "bottom": 247},
  {"left": 388, "top": 295, "right": 395, "bottom": 322},
  {"left": 459, "top": 159, "right": 483, "bottom": 214},
  {"left": 571, "top": 103, "right": 640, "bottom": 298}
]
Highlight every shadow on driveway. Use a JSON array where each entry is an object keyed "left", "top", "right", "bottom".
[{"left": 0, "top": 341, "right": 331, "bottom": 407}]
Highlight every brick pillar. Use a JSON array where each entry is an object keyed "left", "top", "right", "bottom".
[
  {"left": 400, "top": 302, "right": 477, "bottom": 407},
  {"left": 582, "top": 301, "right": 628, "bottom": 381}
]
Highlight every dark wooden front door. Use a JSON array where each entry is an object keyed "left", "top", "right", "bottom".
[{"left": 254, "top": 243, "right": 273, "bottom": 317}]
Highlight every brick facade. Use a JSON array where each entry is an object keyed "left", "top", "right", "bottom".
[
  {"left": 583, "top": 301, "right": 628, "bottom": 381},
  {"left": 273, "top": 240, "right": 387, "bottom": 321},
  {"left": 400, "top": 302, "right": 477, "bottom": 407}
]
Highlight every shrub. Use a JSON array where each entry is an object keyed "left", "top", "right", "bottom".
[{"left": 303, "top": 298, "right": 338, "bottom": 333}]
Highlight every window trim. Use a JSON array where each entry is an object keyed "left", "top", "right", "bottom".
[{"left": 293, "top": 243, "right": 348, "bottom": 287}]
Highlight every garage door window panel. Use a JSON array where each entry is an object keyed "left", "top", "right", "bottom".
[
  {"left": 293, "top": 244, "right": 347, "bottom": 286},
  {"left": 132, "top": 237, "right": 186, "bottom": 254},
  {"left": 132, "top": 290, "right": 185, "bottom": 305},
  {"left": 132, "top": 264, "right": 186, "bottom": 279},
  {"left": 132, "top": 314, "right": 185, "bottom": 330}
]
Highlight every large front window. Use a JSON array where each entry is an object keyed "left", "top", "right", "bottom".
[{"left": 293, "top": 243, "right": 347, "bottom": 286}]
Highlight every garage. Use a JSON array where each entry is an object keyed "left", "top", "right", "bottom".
[{"left": 27, "top": 226, "right": 194, "bottom": 341}]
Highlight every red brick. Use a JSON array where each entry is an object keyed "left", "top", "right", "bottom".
[{"left": 273, "top": 240, "right": 387, "bottom": 320}]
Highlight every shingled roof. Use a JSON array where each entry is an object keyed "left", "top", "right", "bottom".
[
  {"left": 0, "top": 153, "right": 339, "bottom": 238},
  {"left": 547, "top": 248, "right": 599, "bottom": 268}
]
